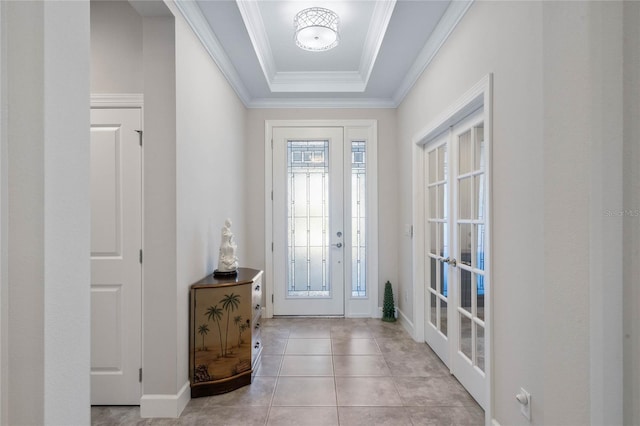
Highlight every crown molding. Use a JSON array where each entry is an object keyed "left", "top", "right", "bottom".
[
  {"left": 270, "top": 71, "right": 365, "bottom": 93},
  {"left": 248, "top": 96, "right": 396, "bottom": 109},
  {"left": 236, "top": 0, "right": 276, "bottom": 82},
  {"left": 359, "top": 0, "right": 396, "bottom": 84},
  {"left": 393, "top": 0, "right": 474, "bottom": 107},
  {"left": 173, "top": 0, "right": 251, "bottom": 106},
  {"left": 90, "top": 93, "right": 144, "bottom": 108}
]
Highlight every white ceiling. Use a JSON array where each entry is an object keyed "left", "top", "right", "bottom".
[{"left": 175, "top": 0, "right": 473, "bottom": 108}]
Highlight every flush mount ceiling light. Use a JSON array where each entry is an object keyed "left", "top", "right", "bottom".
[{"left": 294, "top": 7, "right": 340, "bottom": 52}]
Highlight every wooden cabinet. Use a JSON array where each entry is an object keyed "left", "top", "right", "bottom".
[{"left": 189, "top": 268, "right": 263, "bottom": 397}]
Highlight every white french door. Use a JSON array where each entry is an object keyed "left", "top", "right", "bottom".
[
  {"left": 424, "top": 133, "right": 451, "bottom": 363},
  {"left": 272, "top": 127, "right": 345, "bottom": 316},
  {"left": 424, "top": 111, "right": 488, "bottom": 408}
]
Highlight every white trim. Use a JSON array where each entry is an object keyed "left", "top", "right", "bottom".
[
  {"left": 359, "top": 0, "right": 396, "bottom": 85},
  {"left": 249, "top": 97, "right": 396, "bottom": 109},
  {"left": 398, "top": 308, "right": 414, "bottom": 337},
  {"left": 411, "top": 74, "right": 493, "bottom": 425},
  {"left": 171, "top": 0, "right": 251, "bottom": 106},
  {"left": 491, "top": 420, "right": 501, "bottom": 426},
  {"left": 139, "top": 381, "right": 190, "bottom": 419},
  {"left": 236, "top": 0, "right": 395, "bottom": 94},
  {"left": 265, "top": 119, "right": 379, "bottom": 319},
  {"left": 393, "top": 0, "right": 474, "bottom": 107},
  {"left": 235, "top": 0, "right": 276, "bottom": 83},
  {"left": 90, "top": 93, "right": 144, "bottom": 108},
  {"left": 269, "top": 71, "right": 365, "bottom": 93}
]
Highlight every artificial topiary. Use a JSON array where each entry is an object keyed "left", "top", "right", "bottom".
[{"left": 382, "top": 281, "right": 396, "bottom": 322}]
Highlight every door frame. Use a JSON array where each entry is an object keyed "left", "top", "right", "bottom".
[
  {"left": 90, "top": 93, "right": 144, "bottom": 403},
  {"left": 265, "top": 119, "right": 378, "bottom": 319},
  {"left": 411, "top": 74, "right": 493, "bottom": 422}
]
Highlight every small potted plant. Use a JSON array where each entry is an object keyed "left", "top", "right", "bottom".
[{"left": 382, "top": 281, "right": 397, "bottom": 322}]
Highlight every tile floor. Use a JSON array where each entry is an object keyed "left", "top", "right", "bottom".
[{"left": 92, "top": 317, "right": 484, "bottom": 425}]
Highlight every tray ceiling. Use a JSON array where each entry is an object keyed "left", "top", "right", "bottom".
[{"left": 175, "top": 0, "right": 473, "bottom": 108}]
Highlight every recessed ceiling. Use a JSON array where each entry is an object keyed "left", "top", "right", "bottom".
[{"left": 175, "top": 0, "right": 473, "bottom": 108}]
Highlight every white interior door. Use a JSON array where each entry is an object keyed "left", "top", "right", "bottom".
[
  {"left": 451, "top": 115, "right": 487, "bottom": 408},
  {"left": 423, "top": 133, "right": 452, "bottom": 363},
  {"left": 90, "top": 108, "right": 142, "bottom": 405},
  {"left": 424, "top": 111, "right": 488, "bottom": 409},
  {"left": 272, "top": 127, "right": 344, "bottom": 316}
]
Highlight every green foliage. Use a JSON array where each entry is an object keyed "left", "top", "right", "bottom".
[{"left": 382, "top": 281, "right": 396, "bottom": 322}]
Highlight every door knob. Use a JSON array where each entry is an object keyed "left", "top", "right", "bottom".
[
  {"left": 332, "top": 242, "right": 343, "bottom": 248},
  {"left": 442, "top": 257, "right": 457, "bottom": 267}
]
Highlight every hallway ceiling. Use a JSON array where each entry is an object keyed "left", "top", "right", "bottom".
[{"left": 175, "top": 0, "right": 473, "bottom": 108}]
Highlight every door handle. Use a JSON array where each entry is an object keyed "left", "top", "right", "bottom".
[
  {"left": 442, "top": 257, "right": 457, "bottom": 267},
  {"left": 332, "top": 242, "right": 343, "bottom": 248}
]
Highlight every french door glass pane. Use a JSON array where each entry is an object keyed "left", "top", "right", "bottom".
[
  {"left": 460, "top": 314, "right": 472, "bottom": 360},
  {"left": 477, "top": 325, "right": 485, "bottom": 372},
  {"left": 351, "top": 141, "right": 366, "bottom": 297},
  {"left": 287, "top": 140, "right": 329, "bottom": 297},
  {"left": 439, "top": 299, "right": 448, "bottom": 335},
  {"left": 459, "top": 177, "right": 472, "bottom": 219},
  {"left": 459, "top": 130, "right": 472, "bottom": 175},
  {"left": 430, "top": 293, "right": 437, "bottom": 326}
]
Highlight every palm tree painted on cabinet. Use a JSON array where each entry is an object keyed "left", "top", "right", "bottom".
[
  {"left": 221, "top": 293, "right": 240, "bottom": 356},
  {"left": 197, "top": 323, "right": 210, "bottom": 351},
  {"left": 235, "top": 315, "right": 249, "bottom": 346},
  {"left": 205, "top": 304, "right": 224, "bottom": 357}
]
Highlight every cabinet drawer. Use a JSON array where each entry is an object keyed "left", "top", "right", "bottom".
[
  {"left": 252, "top": 328, "right": 262, "bottom": 360},
  {"left": 252, "top": 277, "right": 262, "bottom": 312}
]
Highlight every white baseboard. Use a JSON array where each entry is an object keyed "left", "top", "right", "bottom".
[
  {"left": 397, "top": 308, "right": 415, "bottom": 338},
  {"left": 491, "top": 419, "right": 501, "bottom": 426},
  {"left": 140, "top": 381, "right": 190, "bottom": 418}
]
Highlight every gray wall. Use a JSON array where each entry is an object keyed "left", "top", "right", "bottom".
[
  {"left": 398, "top": 1, "right": 626, "bottom": 424},
  {"left": 623, "top": 2, "right": 640, "bottom": 425},
  {"left": 4, "top": 1, "right": 91, "bottom": 424}
]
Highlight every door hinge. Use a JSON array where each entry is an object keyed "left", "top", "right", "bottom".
[
  {"left": 139, "top": 368, "right": 142, "bottom": 383},
  {"left": 271, "top": 242, "right": 274, "bottom": 252},
  {"left": 135, "top": 130, "right": 143, "bottom": 146},
  {"left": 271, "top": 190, "right": 273, "bottom": 201},
  {"left": 271, "top": 139, "right": 273, "bottom": 149},
  {"left": 271, "top": 294, "right": 274, "bottom": 303},
  {"left": 139, "top": 249, "right": 143, "bottom": 264}
]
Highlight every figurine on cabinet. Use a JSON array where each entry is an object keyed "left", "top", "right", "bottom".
[{"left": 215, "top": 218, "right": 238, "bottom": 277}]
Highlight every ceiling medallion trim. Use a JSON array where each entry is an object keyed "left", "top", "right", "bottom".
[{"left": 236, "top": 0, "right": 396, "bottom": 93}]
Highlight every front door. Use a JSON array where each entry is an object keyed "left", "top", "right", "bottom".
[
  {"left": 272, "top": 127, "right": 345, "bottom": 316},
  {"left": 90, "top": 107, "right": 142, "bottom": 405}
]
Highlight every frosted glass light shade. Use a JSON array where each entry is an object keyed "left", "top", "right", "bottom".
[{"left": 294, "top": 7, "right": 339, "bottom": 52}]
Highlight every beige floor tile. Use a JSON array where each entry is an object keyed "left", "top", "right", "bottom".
[
  {"left": 267, "top": 406, "right": 339, "bottom": 425},
  {"left": 204, "top": 377, "right": 276, "bottom": 407},
  {"left": 280, "top": 355, "right": 333, "bottom": 376},
  {"left": 394, "top": 376, "right": 478, "bottom": 407},
  {"left": 406, "top": 405, "right": 485, "bottom": 425},
  {"left": 332, "top": 355, "right": 390, "bottom": 376},
  {"left": 331, "top": 338, "right": 381, "bottom": 355},
  {"left": 92, "top": 318, "right": 483, "bottom": 425},
  {"left": 272, "top": 377, "right": 337, "bottom": 406},
  {"left": 285, "top": 338, "right": 332, "bottom": 355},
  {"left": 338, "top": 406, "right": 413, "bottom": 426},
  {"left": 255, "top": 355, "right": 282, "bottom": 376},
  {"left": 289, "top": 327, "right": 332, "bottom": 338},
  {"left": 335, "top": 377, "right": 402, "bottom": 406}
]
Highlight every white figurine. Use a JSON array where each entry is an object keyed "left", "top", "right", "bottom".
[{"left": 217, "top": 219, "right": 238, "bottom": 273}]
